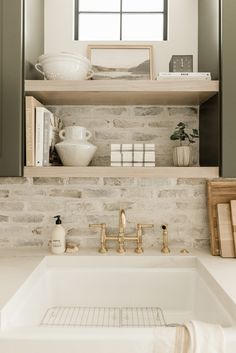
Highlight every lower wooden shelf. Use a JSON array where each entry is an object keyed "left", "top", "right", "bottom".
[{"left": 24, "top": 166, "right": 219, "bottom": 178}]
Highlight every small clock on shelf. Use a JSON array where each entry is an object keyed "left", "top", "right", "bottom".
[{"left": 169, "top": 55, "right": 193, "bottom": 72}]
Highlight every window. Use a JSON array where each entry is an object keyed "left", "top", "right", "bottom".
[{"left": 74, "top": 0, "right": 168, "bottom": 41}]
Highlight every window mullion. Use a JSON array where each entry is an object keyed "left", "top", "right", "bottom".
[
  {"left": 74, "top": 0, "right": 79, "bottom": 40},
  {"left": 163, "top": 0, "right": 168, "bottom": 40}
]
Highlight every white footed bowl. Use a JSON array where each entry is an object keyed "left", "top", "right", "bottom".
[{"left": 35, "top": 52, "right": 93, "bottom": 80}]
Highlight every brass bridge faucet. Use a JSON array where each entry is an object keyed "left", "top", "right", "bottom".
[{"left": 89, "top": 209, "right": 154, "bottom": 254}]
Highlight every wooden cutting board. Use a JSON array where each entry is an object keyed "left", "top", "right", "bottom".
[
  {"left": 208, "top": 180, "right": 236, "bottom": 255},
  {"left": 230, "top": 200, "right": 236, "bottom": 254},
  {"left": 217, "top": 203, "right": 235, "bottom": 257}
]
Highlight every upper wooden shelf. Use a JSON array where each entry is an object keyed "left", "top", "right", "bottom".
[
  {"left": 24, "top": 166, "right": 219, "bottom": 178},
  {"left": 25, "top": 80, "right": 219, "bottom": 106}
]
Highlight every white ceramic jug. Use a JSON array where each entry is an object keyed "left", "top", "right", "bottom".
[{"left": 55, "top": 126, "right": 97, "bottom": 166}]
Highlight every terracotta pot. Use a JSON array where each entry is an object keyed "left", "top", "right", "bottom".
[{"left": 173, "top": 146, "right": 193, "bottom": 166}]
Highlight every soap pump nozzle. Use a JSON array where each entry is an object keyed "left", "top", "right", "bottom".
[{"left": 54, "top": 215, "right": 62, "bottom": 225}]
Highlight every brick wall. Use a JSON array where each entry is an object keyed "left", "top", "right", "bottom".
[
  {"left": 0, "top": 105, "right": 208, "bottom": 250},
  {"left": 0, "top": 177, "right": 209, "bottom": 250},
  {"left": 48, "top": 105, "right": 199, "bottom": 166}
]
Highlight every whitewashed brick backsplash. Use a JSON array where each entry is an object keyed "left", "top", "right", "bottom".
[{"left": 0, "top": 177, "right": 209, "bottom": 250}]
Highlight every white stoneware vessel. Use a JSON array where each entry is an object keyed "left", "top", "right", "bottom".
[
  {"left": 35, "top": 52, "right": 94, "bottom": 80},
  {"left": 55, "top": 126, "right": 97, "bottom": 166},
  {"left": 173, "top": 146, "right": 193, "bottom": 166}
]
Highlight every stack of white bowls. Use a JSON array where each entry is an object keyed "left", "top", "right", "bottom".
[{"left": 35, "top": 52, "right": 94, "bottom": 80}]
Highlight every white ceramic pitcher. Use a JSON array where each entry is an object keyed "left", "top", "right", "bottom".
[{"left": 55, "top": 126, "right": 97, "bottom": 166}]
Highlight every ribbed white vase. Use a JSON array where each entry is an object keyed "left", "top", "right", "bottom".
[{"left": 173, "top": 146, "right": 193, "bottom": 166}]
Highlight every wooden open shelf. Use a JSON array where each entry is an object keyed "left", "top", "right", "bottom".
[
  {"left": 24, "top": 166, "right": 219, "bottom": 178},
  {"left": 25, "top": 80, "right": 219, "bottom": 106},
  {"left": 24, "top": 80, "right": 219, "bottom": 178}
]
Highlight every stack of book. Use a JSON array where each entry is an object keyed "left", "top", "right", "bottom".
[
  {"left": 25, "top": 97, "right": 63, "bottom": 167},
  {"left": 157, "top": 72, "right": 211, "bottom": 80},
  {"left": 111, "top": 144, "right": 155, "bottom": 167}
]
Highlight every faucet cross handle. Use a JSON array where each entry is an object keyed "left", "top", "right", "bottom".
[
  {"left": 135, "top": 224, "right": 154, "bottom": 254},
  {"left": 89, "top": 223, "right": 107, "bottom": 253}
]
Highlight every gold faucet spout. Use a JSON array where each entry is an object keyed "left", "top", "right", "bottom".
[
  {"left": 119, "top": 209, "right": 126, "bottom": 234},
  {"left": 117, "top": 209, "right": 126, "bottom": 253}
]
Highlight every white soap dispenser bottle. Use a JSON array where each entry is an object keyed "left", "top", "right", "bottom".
[{"left": 51, "top": 215, "right": 66, "bottom": 254}]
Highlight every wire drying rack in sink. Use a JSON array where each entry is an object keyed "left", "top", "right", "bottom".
[{"left": 41, "top": 306, "right": 168, "bottom": 328}]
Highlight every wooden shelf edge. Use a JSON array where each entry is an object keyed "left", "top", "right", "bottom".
[
  {"left": 25, "top": 80, "right": 219, "bottom": 106},
  {"left": 24, "top": 166, "right": 219, "bottom": 178},
  {"left": 25, "top": 79, "right": 219, "bottom": 92}
]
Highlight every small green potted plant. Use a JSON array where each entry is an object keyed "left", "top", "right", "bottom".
[{"left": 170, "top": 122, "right": 199, "bottom": 166}]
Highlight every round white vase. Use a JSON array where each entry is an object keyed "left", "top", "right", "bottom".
[
  {"left": 55, "top": 126, "right": 97, "bottom": 167},
  {"left": 173, "top": 146, "right": 193, "bottom": 167}
]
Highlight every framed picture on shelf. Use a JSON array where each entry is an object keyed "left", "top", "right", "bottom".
[{"left": 88, "top": 45, "right": 153, "bottom": 80}]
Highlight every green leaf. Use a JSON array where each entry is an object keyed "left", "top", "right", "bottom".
[{"left": 170, "top": 122, "right": 199, "bottom": 144}]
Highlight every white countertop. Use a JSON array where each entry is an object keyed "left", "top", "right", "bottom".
[
  {"left": 0, "top": 247, "right": 236, "bottom": 313},
  {"left": 0, "top": 249, "right": 44, "bottom": 309}
]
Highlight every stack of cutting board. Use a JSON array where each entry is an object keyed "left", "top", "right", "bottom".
[{"left": 208, "top": 181, "right": 236, "bottom": 257}]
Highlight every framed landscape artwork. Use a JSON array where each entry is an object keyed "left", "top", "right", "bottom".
[{"left": 88, "top": 45, "right": 153, "bottom": 80}]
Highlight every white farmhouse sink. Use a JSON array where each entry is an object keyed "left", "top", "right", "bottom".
[{"left": 0, "top": 255, "right": 235, "bottom": 353}]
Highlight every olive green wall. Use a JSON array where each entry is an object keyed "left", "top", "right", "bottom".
[
  {"left": 221, "top": 0, "right": 236, "bottom": 177},
  {"left": 24, "top": 0, "right": 44, "bottom": 79},
  {"left": 198, "top": 0, "right": 220, "bottom": 168},
  {"left": 198, "top": 0, "right": 219, "bottom": 80},
  {"left": 0, "top": 0, "right": 24, "bottom": 176}
]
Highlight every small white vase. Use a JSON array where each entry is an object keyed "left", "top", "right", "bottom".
[
  {"left": 173, "top": 146, "right": 193, "bottom": 167},
  {"left": 55, "top": 126, "right": 97, "bottom": 166}
]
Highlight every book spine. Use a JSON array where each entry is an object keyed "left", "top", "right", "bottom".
[
  {"left": 158, "top": 72, "right": 211, "bottom": 80},
  {"left": 35, "top": 108, "right": 44, "bottom": 166},
  {"left": 25, "top": 97, "right": 35, "bottom": 166},
  {"left": 43, "top": 112, "right": 51, "bottom": 166}
]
